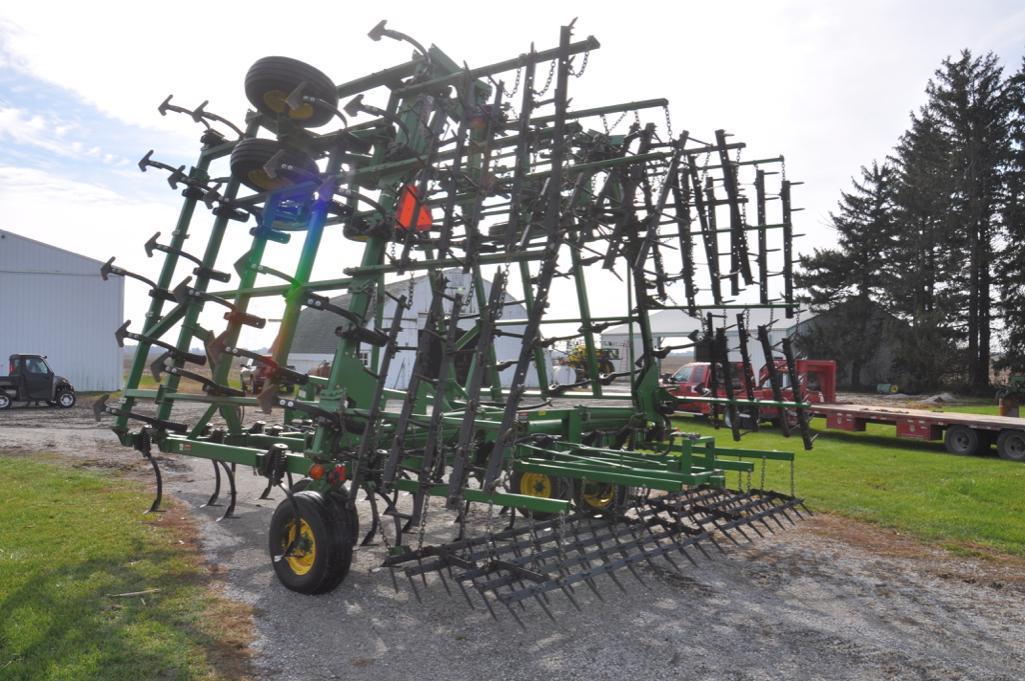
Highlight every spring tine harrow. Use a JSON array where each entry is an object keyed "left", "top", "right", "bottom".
[{"left": 99, "top": 18, "right": 814, "bottom": 617}]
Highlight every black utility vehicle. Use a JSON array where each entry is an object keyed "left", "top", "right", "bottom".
[{"left": 0, "top": 354, "right": 76, "bottom": 409}]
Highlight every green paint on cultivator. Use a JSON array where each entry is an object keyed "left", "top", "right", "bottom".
[{"left": 97, "top": 20, "right": 812, "bottom": 620}]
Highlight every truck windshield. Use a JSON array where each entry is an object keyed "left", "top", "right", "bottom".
[{"left": 672, "top": 365, "right": 703, "bottom": 383}]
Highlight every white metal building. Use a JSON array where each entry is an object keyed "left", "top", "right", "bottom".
[
  {"left": 0, "top": 229, "right": 124, "bottom": 391},
  {"left": 288, "top": 270, "right": 548, "bottom": 388},
  {"left": 600, "top": 308, "right": 813, "bottom": 374}
]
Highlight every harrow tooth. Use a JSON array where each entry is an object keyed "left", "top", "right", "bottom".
[
  {"left": 435, "top": 563, "right": 453, "bottom": 597},
  {"left": 406, "top": 569, "right": 423, "bottom": 603}
]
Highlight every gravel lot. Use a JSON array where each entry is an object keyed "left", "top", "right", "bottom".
[{"left": 3, "top": 402, "right": 1024, "bottom": 680}]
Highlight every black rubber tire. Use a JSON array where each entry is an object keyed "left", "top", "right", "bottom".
[
  {"left": 509, "top": 469, "right": 570, "bottom": 520},
  {"left": 997, "top": 429, "right": 1025, "bottom": 462},
  {"left": 245, "top": 56, "right": 338, "bottom": 128},
  {"left": 574, "top": 480, "right": 628, "bottom": 514},
  {"left": 291, "top": 478, "right": 360, "bottom": 545},
  {"left": 0, "top": 392, "right": 10, "bottom": 410},
  {"left": 57, "top": 390, "right": 76, "bottom": 409},
  {"left": 944, "top": 424, "right": 983, "bottom": 456},
  {"left": 229, "top": 138, "right": 320, "bottom": 193},
  {"left": 268, "top": 490, "right": 354, "bottom": 594}
]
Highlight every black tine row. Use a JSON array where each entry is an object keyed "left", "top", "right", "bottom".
[{"left": 383, "top": 487, "right": 809, "bottom": 623}]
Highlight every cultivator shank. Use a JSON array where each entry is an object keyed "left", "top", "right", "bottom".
[{"left": 98, "top": 19, "right": 813, "bottom": 615}]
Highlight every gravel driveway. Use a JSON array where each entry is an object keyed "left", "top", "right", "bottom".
[{"left": 3, "top": 403, "right": 1024, "bottom": 680}]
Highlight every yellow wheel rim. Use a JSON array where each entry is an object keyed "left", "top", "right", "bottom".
[
  {"left": 519, "top": 472, "right": 553, "bottom": 498},
  {"left": 283, "top": 518, "right": 316, "bottom": 576},
  {"left": 262, "top": 89, "right": 315, "bottom": 120},
  {"left": 246, "top": 168, "right": 289, "bottom": 192},
  {"left": 581, "top": 481, "right": 616, "bottom": 510}
]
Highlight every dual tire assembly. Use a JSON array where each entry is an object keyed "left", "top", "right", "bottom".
[{"left": 943, "top": 424, "right": 1025, "bottom": 462}]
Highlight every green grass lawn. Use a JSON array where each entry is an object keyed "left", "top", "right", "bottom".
[
  {"left": 674, "top": 412, "right": 1025, "bottom": 558},
  {"left": 0, "top": 456, "right": 250, "bottom": 681}
]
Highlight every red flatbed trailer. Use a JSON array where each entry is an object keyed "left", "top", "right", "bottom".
[{"left": 809, "top": 403, "right": 1025, "bottom": 461}]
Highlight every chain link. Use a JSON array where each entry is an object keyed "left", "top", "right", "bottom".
[
  {"left": 760, "top": 455, "right": 767, "bottom": 491},
  {"left": 662, "top": 104, "right": 674, "bottom": 141},
  {"left": 568, "top": 49, "right": 590, "bottom": 78},
  {"left": 533, "top": 59, "right": 557, "bottom": 96},
  {"left": 503, "top": 67, "right": 523, "bottom": 98}
]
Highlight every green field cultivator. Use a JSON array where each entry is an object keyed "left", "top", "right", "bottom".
[{"left": 97, "top": 20, "right": 813, "bottom": 621}]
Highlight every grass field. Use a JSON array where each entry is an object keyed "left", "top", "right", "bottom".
[
  {"left": 0, "top": 456, "right": 250, "bottom": 681},
  {"left": 675, "top": 410, "right": 1025, "bottom": 557}
]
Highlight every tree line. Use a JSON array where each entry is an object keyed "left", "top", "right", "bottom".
[{"left": 796, "top": 50, "right": 1025, "bottom": 393}]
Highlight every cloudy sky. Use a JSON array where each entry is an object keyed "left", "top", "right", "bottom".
[{"left": 2, "top": 1, "right": 1024, "bottom": 347}]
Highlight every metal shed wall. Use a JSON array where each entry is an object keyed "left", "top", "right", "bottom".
[{"left": 0, "top": 229, "right": 123, "bottom": 392}]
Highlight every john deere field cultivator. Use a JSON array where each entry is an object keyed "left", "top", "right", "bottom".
[{"left": 97, "top": 20, "right": 813, "bottom": 619}]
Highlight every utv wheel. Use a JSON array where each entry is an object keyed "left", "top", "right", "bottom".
[
  {"left": 268, "top": 490, "right": 354, "bottom": 594},
  {"left": 0, "top": 393, "right": 10, "bottom": 410},
  {"left": 245, "top": 56, "right": 338, "bottom": 128},
  {"left": 997, "top": 429, "right": 1025, "bottom": 462},
  {"left": 510, "top": 470, "right": 569, "bottom": 520},
  {"left": 57, "top": 391, "right": 76, "bottom": 408},
  {"left": 944, "top": 425, "right": 982, "bottom": 456},
  {"left": 230, "top": 138, "right": 319, "bottom": 193}
]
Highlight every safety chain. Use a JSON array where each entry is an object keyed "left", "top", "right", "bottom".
[
  {"left": 533, "top": 59, "right": 557, "bottom": 96},
  {"left": 790, "top": 459, "right": 796, "bottom": 497},
  {"left": 484, "top": 497, "right": 498, "bottom": 560},
  {"left": 502, "top": 67, "right": 523, "bottom": 98},
  {"left": 662, "top": 104, "right": 674, "bottom": 142},
  {"left": 600, "top": 110, "right": 629, "bottom": 136},
  {"left": 568, "top": 49, "right": 590, "bottom": 78},
  {"left": 415, "top": 493, "right": 431, "bottom": 551},
  {"left": 760, "top": 454, "right": 767, "bottom": 491}
]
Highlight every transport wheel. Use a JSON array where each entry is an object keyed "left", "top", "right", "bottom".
[
  {"left": 268, "top": 490, "right": 354, "bottom": 594},
  {"left": 0, "top": 392, "right": 10, "bottom": 410},
  {"left": 245, "top": 56, "right": 338, "bottom": 128},
  {"left": 230, "top": 138, "right": 319, "bottom": 193},
  {"left": 510, "top": 470, "right": 569, "bottom": 519},
  {"left": 57, "top": 390, "right": 76, "bottom": 408},
  {"left": 291, "top": 479, "right": 360, "bottom": 545},
  {"left": 997, "top": 429, "right": 1025, "bottom": 462},
  {"left": 575, "top": 480, "right": 627, "bottom": 513},
  {"left": 944, "top": 424, "right": 982, "bottom": 456}
]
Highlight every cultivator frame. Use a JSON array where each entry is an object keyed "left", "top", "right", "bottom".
[{"left": 98, "top": 20, "right": 813, "bottom": 616}]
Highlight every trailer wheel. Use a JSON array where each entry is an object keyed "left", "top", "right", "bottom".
[
  {"left": 510, "top": 470, "right": 569, "bottom": 519},
  {"left": 944, "top": 425, "right": 983, "bottom": 456},
  {"left": 268, "top": 490, "right": 354, "bottom": 594},
  {"left": 997, "top": 429, "right": 1025, "bottom": 462},
  {"left": 0, "top": 392, "right": 10, "bottom": 410},
  {"left": 245, "top": 56, "right": 338, "bottom": 128},
  {"left": 230, "top": 138, "right": 320, "bottom": 193}
]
